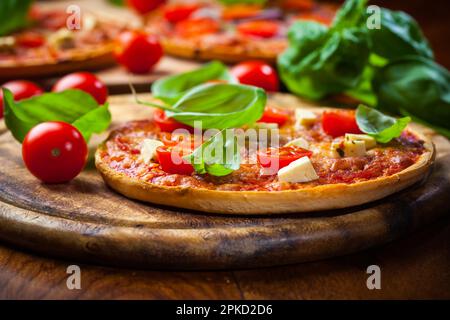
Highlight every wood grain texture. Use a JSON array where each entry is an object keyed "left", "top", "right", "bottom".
[
  {"left": 0, "top": 213, "right": 449, "bottom": 299},
  {"left": 0, "top": 94, "right": 448, "bottom": 270}
]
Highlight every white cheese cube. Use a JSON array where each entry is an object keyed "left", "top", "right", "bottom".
[
  {"left": 277, "top": 157, "right": 319, "bottom": 183},
  {"left": 141, "top": 139, "right": 163, "bottom": 164},
  {"left": 345, "top": 133, "right": 376, "bottom": 149},
  {"left": 284, "top": 137, "right": 310, "bottom": 150},
  {"left": 295, "top": 109, "right": 317, "bottom": 127},
  {"left": 331, "top": 140, "right": 345, "bottom": 158},
  {"left": 48, "top": 28, "right": 75, "bottom": 49},
  {"left": 343, "top": 140, "right": 366, "bottom": 157}
]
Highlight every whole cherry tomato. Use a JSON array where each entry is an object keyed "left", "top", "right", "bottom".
[
  {"left": 156, "top": 145, "right": 194, "bottom": 175},
  {"left": 0, "top": 80, "right": 44, "bottom": 118},
  {"left": 163, "top": 3, "right": 199, "bottom": 23},
  {"left": 231, "top": 61, "right": 279, "bottom": 92},
  {"left": 114, "top": 30, "right": 163, "bottom": 74},
  {"left": 257, "top": 145, "right": 313, "bottom": 172},
  {"left": 52, "top": 72, "right": 108, "bottom": 105},
  {"left": 153, "top": 109, "right": 193, "bottom": 133},
  {"left": 237, "top": 20, "right": 280, "bottom": 38},
  {"left": 126, "top": 0, "right": 166, "bottom": 15},
  {"left": 321, "top": 110, "right": 363, "bottom": 138},
  {"left": 174, "top": 18, "right": 220, "bottom": 37},
  {"left": 22, "top": 122, "right": 88, "bottom": 183},
  {"left": 258, "top": 106, "right": 289, "bottom": 126}
]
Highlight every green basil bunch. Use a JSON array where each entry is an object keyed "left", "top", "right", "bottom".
[{"left": 278, "top": 0, "right": 450, "bottom": 137}]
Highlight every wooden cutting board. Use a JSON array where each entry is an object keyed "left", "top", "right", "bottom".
[{"left": 0, "top": 94, "right": 449, "bottom": 270}]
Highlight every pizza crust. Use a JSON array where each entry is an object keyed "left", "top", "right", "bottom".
[
  {"left": 161, "top": 38, "right": 282, "bottom": 64},
  {"left": 95, "top": 119, "right": 435, "bottom": 215},
  {"left": 0, "top": 43, "right": 115, "bottom": 80}
]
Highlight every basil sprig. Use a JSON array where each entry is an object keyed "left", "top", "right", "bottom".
[
  {"left": 0, "top": 0, "right": 33, "bottom": 36},
  {"left": 152, "top": 61, "right": 236, "bottom": 105},
  {"left": 186, "top": 129, "right": 241, "bottom": 177},
  {"left": 137, "top": 83, "right": 266, "bottom": 130},
  {"left": 356, "top": 105, "right": 410, "bottom": 143},
  {"left": 3, "top": 89, "right": 111, "bottom": 143}
]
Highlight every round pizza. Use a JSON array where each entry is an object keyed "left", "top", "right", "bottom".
[
  {"left": 95, "top": 102, "right": 434, "bottom": 215},
  {"left": 145, "top": 0, "right": 338, "bottom": 63},
  {"left": 0, "top": 7, "right": 124, "bottom": 80}
]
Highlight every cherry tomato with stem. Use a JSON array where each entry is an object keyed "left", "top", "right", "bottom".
[
  {"left": 231, "top": 61, "right": 279, "bottom": 92},
  {"left": 257, "top": 145, "right": 313, "bottom": 172},
  {"left": 156, "top": 145, "right": 194, "bottom": 175},
  {"left": 258, "top": 106, "right": 289, "bottom": 126},
  {"left": 0, "top": 80, "right": 44, "bottom": 118},
  {"left": 52, "top": 72, "right": 108, "bottom": 105},
  {"left": 154, "top": 109, "right": 193, "bottom": 133},
  {"left": 114, "top": 30, "right": 163, "bottom": 74},
  {"left": 22, "top": 122, "right": 88, "bottom": 183},
  {"left": 321, "top": 110, "right": 363, "bottom": 138}
]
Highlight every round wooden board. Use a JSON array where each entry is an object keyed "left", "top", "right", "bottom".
[{"left": 0, "top": 94, "right": 449, "bottom": 270}]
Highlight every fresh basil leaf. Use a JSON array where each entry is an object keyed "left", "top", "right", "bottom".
[
  {"left": 331, "top": 0, "right": 368, "bottom": 31},
  {"left": 368, "top": 9, "right": 433, "bottom": 60},
  {"left": 139, "top": 83, "right": 266, "bottom": 129},
  {"left": 0, "top": 0, "right": 33, "bottom": 36},
  {"left": 186, "top": 129, "right": 241, "bottom": 176},
  {"left": 72, "top": 104, "right": 112, "bottom": 141},
  {"left": 3, "top": 88, "right": 111, "bottom": 143},
  {"left": 356, "top": 104, "right": 411, "bottom": 143},
  {"left": 278, "top": 21, "right": 370, "bottom": 100},
  {"left": 373, "top": 56, "right": 450, "bottom": 131},
  {"left": 152, "top": 61, "right": 236, "bottom": 105}
]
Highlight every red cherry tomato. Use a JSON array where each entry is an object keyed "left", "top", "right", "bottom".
[
  {"left": 231, "top": 61, "right": 279, "bottom": 92},
  {"left": 174, "top": 18, "right": 220, "bottom": 38},
  {"left": 163, "top": 3, "right": 199, "bottom": 23},
  {"left": 258, "top": 106, "right": 289, "bottom": 126},
  {"left": 322, "top": 110, "right": 363, "bottom": 138},
  {"left": 16, "top": 32, "right": 46, "bottom": 48},
  {"left": 126, "top": 0, "right": 166, "bottom": 15},
  {"left": 114, "top": 30, "right": 163, "bottom": 74},
  {"left": 237, "top": 20, "right": 279, "bottom": 38},
  {"left": 257, "top": 145, "right": 313, "bottom": 171},
  {"left": 154, "top": 109, "right": 193, "bottom": 133},
  {"left": 52, "top": 72, "right": 108, "bottom": 105},
  {"left": 0, "top": 80, "right": 44, "bottom": 118},
  {"left": 156, "top": 145, "right": 194, "bottom": 175},
  {"left": 22, "top": 122, "right": 88, "bottom": 183}
]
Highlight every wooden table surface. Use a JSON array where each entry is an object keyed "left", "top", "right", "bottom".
[{"left": 1, "top": 213, "right": 449, "bottom": 299}]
